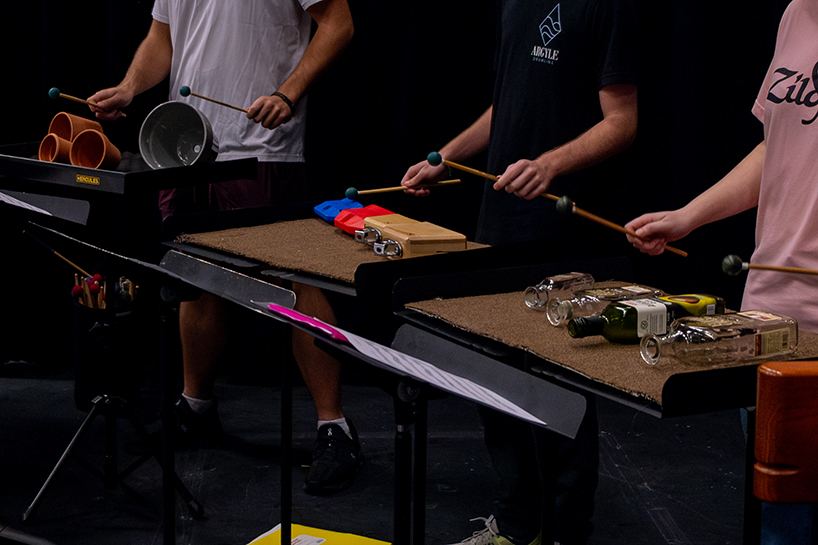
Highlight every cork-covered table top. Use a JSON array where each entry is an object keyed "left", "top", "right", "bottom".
[
  {"left": 405, "top": 291, "right": 818, "bottom": 405},
  {"left": 176, "top": 217, "right": 486, "bottom": 285}
]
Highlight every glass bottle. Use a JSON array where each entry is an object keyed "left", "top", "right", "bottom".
[
  {"left": 640, "top": 310, "right": 798, "bottom": 366},
  {"left": 524, "top": 272, "right": 595, "bottom": 309},
  {"left": 567, "top": 294, "right": 726, "bottom": 344},
  {"left": 546, "top": 284, "right": 664, "bottom": 326}
]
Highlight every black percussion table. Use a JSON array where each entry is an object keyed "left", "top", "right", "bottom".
[
  {"left": 0, "top": 142, "right": 256, "bottom": 260},
  {"left": 390, "top": 261, "right": 818, "bottom": 545},
  {"left": 159, "top": 209, "right": 632, "bottom": 545}
]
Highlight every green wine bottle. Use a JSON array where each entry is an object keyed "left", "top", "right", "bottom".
[{"left": 567, "top": 294, "right": 726, "bottom": 344}]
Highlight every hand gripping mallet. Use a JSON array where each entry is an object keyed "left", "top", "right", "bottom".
[
  {"left": 427, "top": 152, "right": 687, "bottom": 257},
  {"left": 345, "top": 179, "right": 461, "bottom": 199},
  {"left": 555, "top": 196, "right": 688, "bottom": 257},
  {"left": 48, "top": 87, "right": 126, "bottom": 117}
]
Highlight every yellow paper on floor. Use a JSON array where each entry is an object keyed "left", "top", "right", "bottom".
[{"left": 248, "top": 523, "right": 390, "bottom": 545}]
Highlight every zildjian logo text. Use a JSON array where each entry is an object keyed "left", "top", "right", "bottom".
[{"left": 768, "top": 60, "right": 818, "bottom": 125}]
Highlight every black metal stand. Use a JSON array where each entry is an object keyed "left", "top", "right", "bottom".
[
  {"left": 21, "top": 394, "right": 203, "bottom": 524},
  {"left": 279, "top": 291, "right": 293, "bottom": 545},
  {"left": 743, "top": 407, "right": 761, "bottom": 545},
  {"left": 9, "top": 222, "right": 298, "bottom": 545},
  {"left": 392, "top": 377, "right": 429, "bottom": 545}
]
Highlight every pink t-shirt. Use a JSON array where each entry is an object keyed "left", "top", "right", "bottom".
[{"left": 744, "top": 0, "right": 818, "bottom": 333}]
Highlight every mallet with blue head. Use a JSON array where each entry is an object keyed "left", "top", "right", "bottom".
[
  {"left": 345, "top": 179, "right": 461, "bottom": 200},
  {"left": 180, "top": 86, "right": 248, "bottom": 113},
  {"left": 48, "top": 87, "right": 126, "bottom": 117}
]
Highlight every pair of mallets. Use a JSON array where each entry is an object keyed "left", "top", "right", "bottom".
[
  {"left": 48, "top": 85, "right": 249, "bottom": 117},
  {"left": 349, "top": 151, "right": 689, "bottom": 258},
  {"left": 355, "top": 154, "right": 818, "bottom": 278}
]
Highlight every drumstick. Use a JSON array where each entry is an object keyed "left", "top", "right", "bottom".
[
  {"left": 48, "top": 87, "right": 127, "bottom": 117},
  {"left": 722, "top": 254, "right": 818, "bottom": 276},
  {"left": 180, "top": 86, "right": 248, "bottom": 113},
  {"left": 556, "top": 196, "right": 689, "bottom": 257},
  {"left": 426, "top": 151, "right": 561, "bottom": 202},
  {"left": 345, "top": 179, "right": 461, "bottom": 199}
]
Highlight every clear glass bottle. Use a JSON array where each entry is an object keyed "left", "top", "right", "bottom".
[
  {"left": 524, "top": 272, "right": 595, "bottom": 309},
  {"left": 546, "top": 284, "right": 664, "bottom": 326},
  {"left": 640, "top": 310, "right": 798, "bottom": 366},
  {"left": 567, "top": 294, "right": 726, "bottom": 344}
]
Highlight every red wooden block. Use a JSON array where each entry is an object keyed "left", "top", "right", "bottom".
[
  {"left": 334, "top": 205, "right": 393, "bottom": 235},
  {"left": 754, "top": 360, "right": 818, "bottom": 502}
]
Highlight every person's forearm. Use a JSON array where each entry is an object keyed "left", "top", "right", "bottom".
[
  {"left": 277, "top": 0, "right": 353, "bottom": 104},
  {"left": 681, "top": 141, "right": 765, "bottom": 231},
  {"left": 439, "top": 107, "right": 493, "bottom": 163},
  {"left": 535, "top": 86, "right": 637, "bottom": 179},
  {"left": 119, "top": 20, "right": 173, "bottom": 96}
]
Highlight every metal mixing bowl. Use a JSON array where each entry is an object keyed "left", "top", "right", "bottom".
[{"left": 139, "top": 101, "right": 217, "bottom": 169}]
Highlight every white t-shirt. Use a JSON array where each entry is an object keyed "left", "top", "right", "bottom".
[
  {"left": 152, "top": 0, "right": 322, "bottom": 163},
  {"left": 744, "top": 0, "right": 818, "bottom": 333}
]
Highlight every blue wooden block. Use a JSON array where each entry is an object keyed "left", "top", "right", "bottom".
[{"left": 314, "top": 198, "right": 362, "bottom": 222}]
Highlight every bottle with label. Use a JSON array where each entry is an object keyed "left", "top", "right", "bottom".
[
  {"left": 640, "top": 310, "right": 798, "bottom": 366},
  {"left": 524, "top": 272, "right": 595, "bottom": 309},
  {"left": 567, "top": 294, "right": 726, "bottom": 344},
  {"left": 546, "top": 285, "right": 664, "bottom": 326}
]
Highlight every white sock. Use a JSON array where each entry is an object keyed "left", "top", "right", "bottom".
[
  {"left": 182, "top": 393, "right": 213, "bottom": 415},
  {"left": 318, "top": 417, "right": 352, "bottom": 439}
]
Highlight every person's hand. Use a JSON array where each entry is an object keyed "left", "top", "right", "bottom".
[
  {"left": 624, "top": 211, "right": 692, "bottom": 256},
  {"left": 247, "top": 95, "right": 292, "bottom": 130},
  {"left": 87, "top": 87, "right": 132, "bottom": 120},
  {"left": 493, "top": 158, "right": 556, "bottom": 200},
  {"left": 400, "top": 159, "right": 448, "bottom": 197}
]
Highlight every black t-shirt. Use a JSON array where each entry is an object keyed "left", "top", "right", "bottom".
[{"left": 475, "top": 0, "right": 638, "bottom": 251}]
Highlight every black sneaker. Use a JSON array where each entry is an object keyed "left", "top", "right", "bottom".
[
  {"left": 303, "top": 420, "right": 364, "bottom": 495},
  {"left": 174, "top": 397, "right": 224, "bottom": 448}
]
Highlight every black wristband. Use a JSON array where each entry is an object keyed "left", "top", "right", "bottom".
[{"left": 272, "top": 91, "right": 294, "bottom": 111}]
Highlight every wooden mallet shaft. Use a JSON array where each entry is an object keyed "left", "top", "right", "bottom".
[
  {"left": 557, "top": 197, "right": 689, "bottom": 257},
  {"left": 749, "top": 263, "right": 818, "bottom": 275},
  {"left": 444, "top": 159, "right": 499, "bottom": 181},
  {"left": 180, "top": 86, "right": 248, "bottom": 113},
  {"left": 351, "top": 179, "right": 461, "bottom": 197},
  {"left": 426, "top": 153, "right": 561, "bottom": 200},
  {"left": 723, "top": 254, "right": 818, "bottom": 276},
  {"left": 189, "top": 92, "right": 248, "bottom": 113}
]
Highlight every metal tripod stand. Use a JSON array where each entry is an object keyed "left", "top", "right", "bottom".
[{"left": 22, "top": 394, "right": 203, "bottom": 523}]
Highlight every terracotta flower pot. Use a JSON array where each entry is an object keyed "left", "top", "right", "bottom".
[
  {"left": 38, "top": 132, "right": 72, "bottom": 163},
  {"left": 49, "top": 111, "right": 103, "bottom": 142},
  {"left": 69, "top": 129, "right": 121, "bottom": 170}
]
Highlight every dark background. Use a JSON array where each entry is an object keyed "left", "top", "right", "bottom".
[{"left": 0, "top": 0, "right": 791, "bottom": 367}]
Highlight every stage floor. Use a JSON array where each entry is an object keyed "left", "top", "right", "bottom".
[{"left": 1, "top": 316, "right": 745, "bottom": 545}]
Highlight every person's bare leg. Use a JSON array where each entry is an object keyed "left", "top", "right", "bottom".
[
  {"left": 291, "top": 282, "right": 343, "bottom": 421},
  {"left": 293, "top": 282, "right": 362, "bottom": 494},
  {"left": 180, "top": 292, "right": 228, "bottom": 401}
]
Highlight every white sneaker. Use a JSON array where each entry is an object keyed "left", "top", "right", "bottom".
[
  {"left": 447, "top": 516, "right": 501, "bottom": 545},
  {"left": 446, "top": 516, "right": 542, "bottom": 545}
]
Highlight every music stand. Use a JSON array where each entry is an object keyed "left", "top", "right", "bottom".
[
  {"left": 250, "top": 302, "right": 587, "bottom": 545},
  {"left": 16, "top": 222, "right": 295, "bottom": 545}
]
